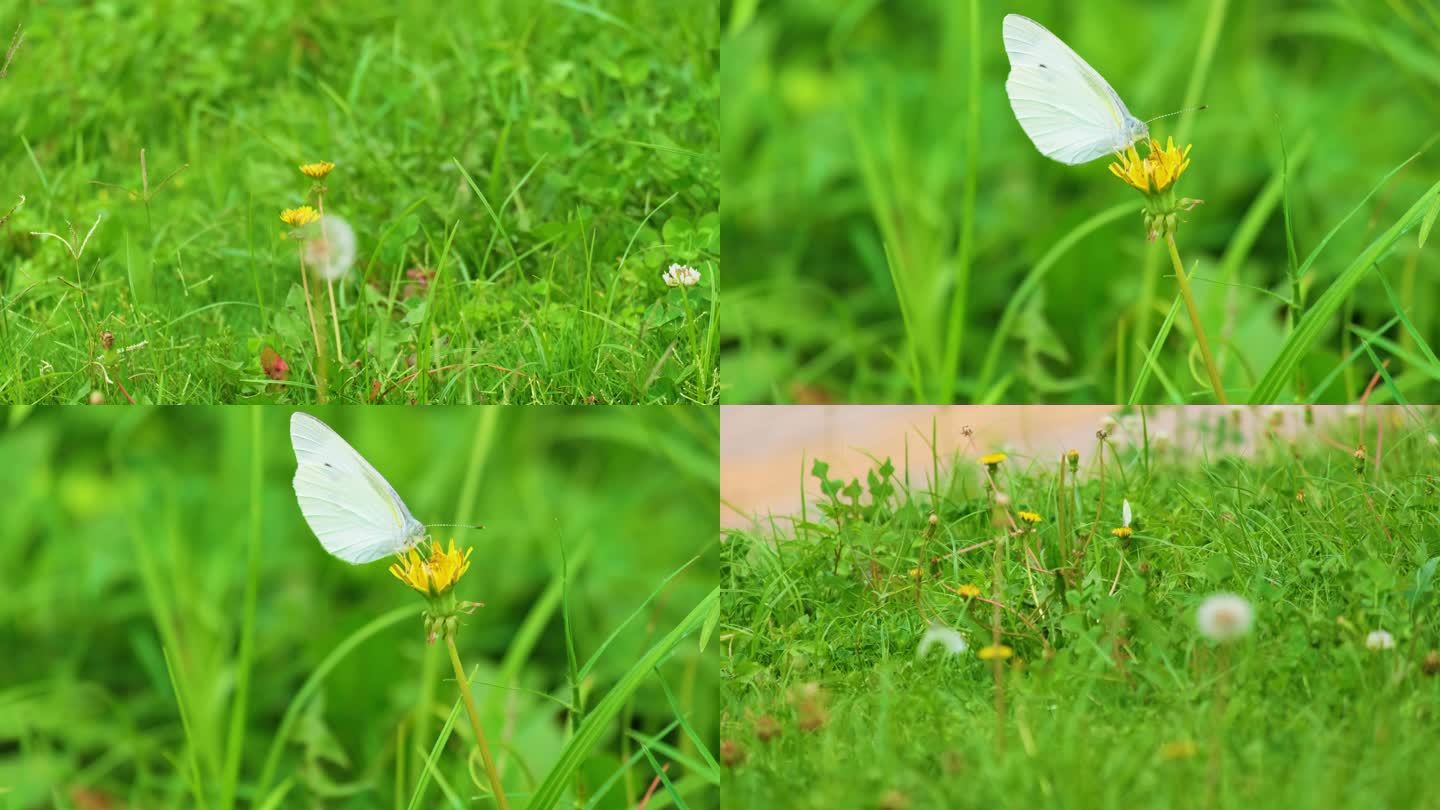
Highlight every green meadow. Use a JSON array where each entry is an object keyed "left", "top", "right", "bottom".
[
  {"left": 0, "top": 406, "right": 719, "bottom": 808},
  {"left": 721, "top": 408, "right": 1440, "bottom": 808},
  {"left": 723, "top": 0, "right": 1440, "bottom": 404},
  {"left": 0, "top": 1, "right": 718, "bottom": 404}
]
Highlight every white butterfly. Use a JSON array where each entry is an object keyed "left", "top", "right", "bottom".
[
  {"left": 290, "top": 412, "right": 427, "bottom": 564},
  {"left": 1122, "top": 498, "right": 1133, "bottom": 529},
  {"left": 1002, "top": 14, "right": 1149, "bottom": 165}
]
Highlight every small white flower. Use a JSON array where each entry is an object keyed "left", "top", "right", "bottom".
[
  {"left": 1196, "top": 593, "right": 1254, "bottom": 643},
  {"left": 917, "top": 623, "right": 968, "bottom": 658},
  {"left": 1365, "top": 630, "right": 1395, "bottom": 651},
  {"left": 663, "top": 263, "right": 701, "bottom": 288},
  {"left": 303, "top": 214, "right": 356, "bottom": 282}
]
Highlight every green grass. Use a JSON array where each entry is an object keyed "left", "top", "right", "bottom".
[
  {"left": 722, "top": 0, "right": 1440, "bottom": 404},
  {"left": 721, "top": 407, "right": 1440, "bottom": 808},
  {"left": 0, "top": 1, "right": 718, "bottom": 404},
  {"left": 0, "top": 406, "right": 719, "bottom": 808}
]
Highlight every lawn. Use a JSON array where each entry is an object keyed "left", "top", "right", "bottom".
[
  {"left": 0, "top": 1, "right": 718, "bottom": 404},
  {"left": 0, "top": 406, "right": 720, "bottom": 808},
  {"left": 722, "top": 0, "right": 1440, "bottom": 404},
  {"left": 721, "top": 406, "right": 1440, "bottom": 808}
]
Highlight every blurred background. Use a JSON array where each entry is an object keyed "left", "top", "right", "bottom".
[
  {"left": 722, "top": 0, "right": 1440, "bottom": 404},
  {"left": 0, "top": 406, "right": 718, "bottom": 808},
  {"left": 721, "top": 404, "right": 1423, "bottom": 527}
]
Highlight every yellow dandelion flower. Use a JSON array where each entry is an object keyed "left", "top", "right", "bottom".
[
  {"left": 979, "top": 452, "right": 1007, "bottom": 468},
  {"left": 389, "top": 539, "right": 473, "bottom": 596},
  {"left": 956, "top": 583, "right": 981, "bottom": 599},
  {"left": 280, "top": 206, "right": 319, "bottom": 227},
  {"left": 299, "top": 161, "right": 335, "bottom": 180},
  {"left": 978, "top": 644, "right": 1013, "bottom": 661},
  {"left": 1159, "top": 740, "right": 1198, "bottom": 761},
  {"left": 1112, "top": 526, "right": 1133, "bottom": 539},
  {"left": 1109, "top": 137, "right": 1192, "bottom": 194},
  {"left": 1017, "top": 510, "right": 1042, "bottom": 525},
  {"left": 908, "top": 567, "right": 923, "bottom": 580}
]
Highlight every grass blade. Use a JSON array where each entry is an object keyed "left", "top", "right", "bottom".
[
  {"left": 1250, "top": 177, "right": 1440, "bottom": 402},
  {"left": 526, "top": 587, "right": 718, "bottom": 809}
]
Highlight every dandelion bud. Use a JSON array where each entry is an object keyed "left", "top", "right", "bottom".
[
  {"left": 720, "top": 739, "right": 746, "bottom": 768},
  {"left": 100, "top": 330, "right": 115, "bottom": 350},
  {"left": 1353, "top": 447, "right": 1367, "bottom": 476},
  {"left": 1066, "top": 448, "right": 1079, "bottom": 472},
  {"left": 879, "top": 789, "right": 911, "bottom": 810},
  {"left": 928, "top": 512, "right": 939, "bottom": 527},
  {"left": 754, "top": 714, "right": 781, "bottom": 742}
]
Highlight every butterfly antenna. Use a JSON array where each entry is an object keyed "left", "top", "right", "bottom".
[
  {"left": 426, "top": 522, "right": 485, "bottom": 531},
  {"left": 1146, "top": 105, "right": 1208, "bottom": 124}
]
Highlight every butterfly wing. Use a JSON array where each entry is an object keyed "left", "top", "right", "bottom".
[
  {"left": 1122, "top": 498, "right": 1133, "bottom": 529},
  {"left": 290, "top": 412, "right": 424, "bottom": 564},
  {"left": 1003, "top": 14, "right": 1144, "bottom": 165}
]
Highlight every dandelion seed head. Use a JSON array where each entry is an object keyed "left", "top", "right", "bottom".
[
  {"left": 916, "top": 623, "right": 969, "bottom": 659},
  {"left": 1196, "top": 593, "right": 1254, "bottom": 643},
  {"left": 1365, "top": 630, "right": 1395, "bottom": 651},
  {"left": 302, "top": 214, "right": 357, "bottom": 281}
]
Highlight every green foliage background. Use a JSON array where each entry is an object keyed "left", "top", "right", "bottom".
[
  {"left": 0, "top": 405, "right": 719, "bottom": 808},
  {"left": 0, "top": 0, "right": 719, "bottom": 404},
  {"left": 723, "top": 0, "right": 1440, "bottom": 404}
]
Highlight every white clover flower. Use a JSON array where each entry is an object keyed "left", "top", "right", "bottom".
[
  {"left": 1365, "top": 630, "right": 1395, "bottom": 651},
  {"left": 303, "top": 214, "right": 356, "bottom": 282},
  {"left": 663, "top": 263, "right": 700, "bottom": 288},
  {"left": 1196, "top": 593, "right": 1254, "bottom": 643},
  {"left": 917, "top": 623, "right": 968, "bottom": 659}
]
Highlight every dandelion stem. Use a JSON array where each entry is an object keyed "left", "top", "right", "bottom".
[
  {"left": 990, "top": 528, "right": 1006, "bottom": 756},
  {"left": 296, "top": 245, "right": 329, "bottom": 403},
  {"left": 1165, "top": 233, "right": 1228, "bottom": 404},
  {"left": 445, "top": 636, "right": 511, "bottom": 810},
  {"left": 316, "top": 191, "right": 346, "bottom": 365}
]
